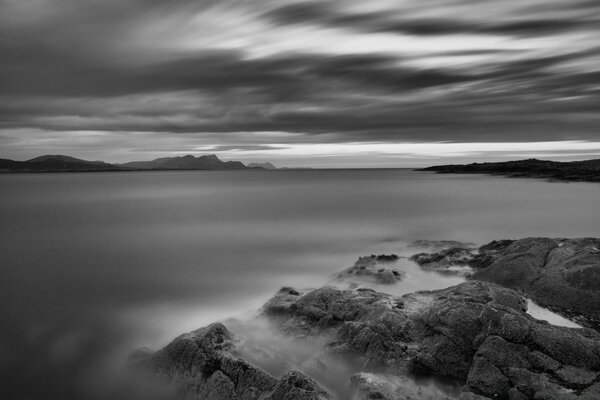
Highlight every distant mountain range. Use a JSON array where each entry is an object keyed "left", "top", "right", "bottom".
[
  {"left": 0, "top": 154, "right": 278, "bottom": 173},
  {"left": 247, "top": 162, "right": 276, "bottom": 170},
  {"left": 119, "top": 154, "right": 248, "bottom": 170},
  {"left": 0, "top": 155, "right": 123, "bottom": 173},
  {"left": 418, "top": 158, "right": 600, "bottom": 182}
]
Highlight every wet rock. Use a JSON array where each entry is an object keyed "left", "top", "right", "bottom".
[
  {"left": 469, "top": 240, "right": 515, "bottom": 269},
  {"left": 261, "top": 281, "right": 600, "bottom": 399},
  {"left": 410, "top": 247, "right": 477, "bottom": 276},
  {"left": 262, "top": 287, "right": 304, "bottom": 317},
  {"left": 471, "top": 237, "right": 600, "bottom": 323},
  {"left": 139, "top": 322, "right": 331, "bottom": 400},
  {"left": 410, "top": 240, "right": 514, "bottom": 275},
  {"left": 411, "top": 237, "right": 600, "bottom": 324},
  {"left": 270, "top": 370, "right": 330, "bottom": 400},
  {"left": 135, "top": 237, "right": 600, "bottom": 400},
  {"left": 350, "top": 372, "right": 453, "bottom": 400},
  {"left": 262, "top": 285, "right": 400, "bottom": 339},
  {"left": 336, "top": 255, "right": 403, "bottom": 285},
  {"left": 554, "top": 366, "right": 599, "bottom": 388}
]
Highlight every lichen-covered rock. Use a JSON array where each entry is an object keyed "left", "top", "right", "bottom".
[
  {"left": 138, "top": 322, "right": 331, "bottom": 400},
  {"left": 336, "top": 255, "right": 403, "bottom": 284}
]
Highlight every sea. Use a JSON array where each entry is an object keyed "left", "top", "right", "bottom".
[{"left": 1, "top": 169, "right": 599, "bottom": 399}]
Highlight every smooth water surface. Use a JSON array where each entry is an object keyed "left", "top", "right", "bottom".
[{"left": 1, "top": 169, "right": 599, "bottom": 399}]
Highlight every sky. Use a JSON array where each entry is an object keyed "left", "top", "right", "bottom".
[{"left": 0, "top": 0, "right": 599, "bottom": 167}]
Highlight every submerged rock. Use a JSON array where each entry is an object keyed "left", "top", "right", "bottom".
[{"left": 336, "top": 255, "right": 403, "bottom": 285}]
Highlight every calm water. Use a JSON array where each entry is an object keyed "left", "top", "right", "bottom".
[{"left": 1, "top": 169, "right": 599, "bottom": 399}]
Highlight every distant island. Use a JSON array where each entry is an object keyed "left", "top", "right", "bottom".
[
  {"left": 0, "top": 154, "right": 278, "bottom": 173},
  {"left": 418, "top": 158, "right": 600, "bottom": 182}
]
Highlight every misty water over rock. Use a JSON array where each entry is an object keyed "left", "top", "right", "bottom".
[
  {"left": 131, "top": 237, "right": 600, "bottom": 400},
  {"left": 335, "top": 254, "right": 403, "bottom": 285}
]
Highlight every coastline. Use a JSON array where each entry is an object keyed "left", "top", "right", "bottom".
[
  {"left": 417, "top": 159, "right": 600, "bottom": 183},
  {"left": 131, "top": 237, "right": 600, "bottom": 400}
]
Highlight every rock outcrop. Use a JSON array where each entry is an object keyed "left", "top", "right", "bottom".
[
  {"left": 410, "top": 240, "right": 514, "bottom": 276},
  {"left": 262, "top": 281, "right": 600, "bottom": 399},
  {"left": 410, "top": 247, "right": 477, "bottom": 276},
  {"left": 133, "top": 237, "right": 600, "bottom": 400},
  {"left": 471, "top": 238, "right": 600, "bottom": 325},
  {"left": 336, "top": 255, "right": 403, "bottom": 285},
  {"left": 411, "top": 238, "right": 600, "bottom": 325},
  {"left": 136, "top": 322, "right": 331, "bottom": 400}
]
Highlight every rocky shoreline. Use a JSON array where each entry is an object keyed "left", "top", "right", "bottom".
[
  {"left": 411, "top": 238, "right": 600, "bottom": 329},
  {"left": 131, "top": 237, "right": 600, "bottom": 400}
]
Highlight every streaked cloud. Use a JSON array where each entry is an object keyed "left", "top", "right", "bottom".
[{"left": 1, "top": 0, "right": 599, "bottom": 165}]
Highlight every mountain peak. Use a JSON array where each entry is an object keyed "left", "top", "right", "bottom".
[{"left": 199, "top": 154, "right": 220, "bottom": 160}]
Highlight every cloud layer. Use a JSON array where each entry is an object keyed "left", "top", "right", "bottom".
[{"left": 1, "top": 0, "right": 599, "bottom": 165}]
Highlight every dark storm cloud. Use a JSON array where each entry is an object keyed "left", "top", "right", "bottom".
[{"left": 1, "top": 0, "right": 600, "bottom": 161}]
